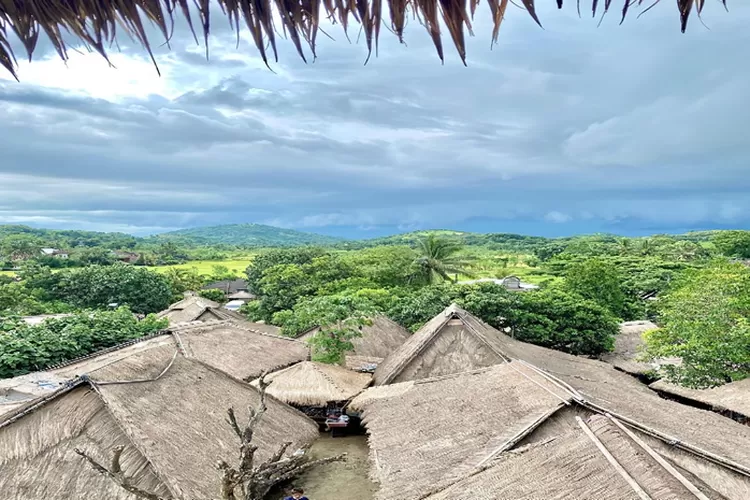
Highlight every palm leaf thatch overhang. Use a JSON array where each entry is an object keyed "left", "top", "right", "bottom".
[
  {"left": 0, "top": 319, "right": 310, "bottom": 415},
  {"left": 0, "top": 0, "right": 729, "bottom": 80},
  {"left": 0, "top": 345, "right": 319, "bottom": 500},
  {"left": 250, "top": 360, "right": 372, "bottom": 406},
  {"left": 352, "top": 361, "right": 750, "bottom": 500}
]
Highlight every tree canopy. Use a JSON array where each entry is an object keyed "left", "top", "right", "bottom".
[{"left": 644, "top": 261, "right": 750, "bottom": 388}]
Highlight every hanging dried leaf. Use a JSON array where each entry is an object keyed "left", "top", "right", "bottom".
[{"left": 0, "top": 0, "right": 727, "bottom": 77}]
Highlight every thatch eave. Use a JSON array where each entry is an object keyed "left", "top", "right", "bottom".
[{"left": 0, "top": 0, "right": 729, "bottom": 79}]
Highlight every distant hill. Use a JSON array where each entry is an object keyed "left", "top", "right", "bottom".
[{"left": 153, "top": 224, "right": 343, "bottom": 247}]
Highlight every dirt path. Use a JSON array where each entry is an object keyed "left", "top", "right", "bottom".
[{"left": 269, "top": 434, "right": 377, "bottom": 500}]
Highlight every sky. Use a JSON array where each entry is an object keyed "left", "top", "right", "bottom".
[{"left": 1, "top": 2, "right": 749, "bottom": 239}]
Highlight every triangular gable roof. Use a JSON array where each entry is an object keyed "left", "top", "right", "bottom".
[
  {"left": 599, "top": 321, "right": 665, "bottom": 376},
  {"left": 252, "top": 361, "right": 372, "bottom": 406},
  {"left": 0, "top": 352, "right": 319, "bottom": 500},
  {"left": 373, "top": 304, "right": 509, "bottom": 385},
  {"left": 353, "top": 361, "right": 750, "bottom": 500}
]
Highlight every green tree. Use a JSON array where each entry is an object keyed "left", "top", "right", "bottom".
[
  {"left": 0, "top": 308, "right": 167, "bottom": 378},
  {"left": 198, "top": 288, "right": 226, "bottom": 303},
  {"left": 644, "top": 261, "right": 750, "bottom": 388},
  {"left": 712, "top": 230, "right": 750, "bottom": 259},
  {"left": 0, "top": 234, "right": 45, "bottom": 261},
  {"left": 274, "top": 294, "right": 379, "bottom": 364},
  {"left": 51, "top": 264, "right": 173, "bottom": 314},
  {"left": 564, "top": 258, "right": 627, "bottom": 318},
  {"left": 511, "top": 289, "right": 619, "bottom": 356},
  {"left": 411, "top": 235, "right": 471, "bottom": 285},
  {"left": 343, "top": 246, "right": 417, "bottom": 287},
  {"left": 245, "top": 247, "right": 326, "bottom": 293},
  {"left": 386, "top": 284, "right": 458, "bottom": 331},
  {"left": 162, "top": 267, "right": 206, "bottom": 299},
  {"left": 207, "top": 264, "right": 241, "bottom": 282}
]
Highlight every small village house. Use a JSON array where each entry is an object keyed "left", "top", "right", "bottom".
[
  {"left": 40, "top": 248, "right": 68, "bottom": 259},
  {"left": 112, "top": 250, "right": 140, "bottom": 264},
  {"left": 456, "top": 275, "right": 539, "bottom": 291}
]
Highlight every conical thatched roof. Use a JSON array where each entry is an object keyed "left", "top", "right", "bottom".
[
  {"left": 650, "top": 378, "right": 750, "bottom": 421},
  {"left": 252, "top": 361, "right": 372, "bottom": 406},
  {"left": 352, "top": 361, "right": 750, "bottom": 500},
  {"left": 0, "top": 0, "right": 726, "bottom": 79},
  {"left": 373, "top": 303, "right": 509, "bottom": 385},
  {"left": 0, "top": 351, "right": 319, "bottom": 500}
]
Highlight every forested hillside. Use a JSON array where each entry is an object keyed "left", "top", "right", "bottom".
[{"left": 153, "top": 223, "right": 342, "bottom": 247}]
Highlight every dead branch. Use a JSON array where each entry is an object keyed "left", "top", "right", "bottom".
[
  {"left": 75, "top": 371, "right": 346, "bottom": 500},
  {"left": 74, "top": 446, "right": 173, "bottom": 500}
]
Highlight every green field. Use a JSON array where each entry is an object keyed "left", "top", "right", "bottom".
[{"left": 147, "top": 258, "right": 254, "bottom": 277}]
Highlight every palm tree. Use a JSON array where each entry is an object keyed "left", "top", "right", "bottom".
[{"left": 411, "top": 235, "right": 472, "bottom": 285}]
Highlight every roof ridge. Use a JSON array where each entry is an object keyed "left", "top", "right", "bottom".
[{"left": 43, "top": 330, "right": 171, "bottom": 373}]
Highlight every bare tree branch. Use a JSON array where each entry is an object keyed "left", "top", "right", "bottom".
[
  {"left": 74, "top": 447, "right": 173, "bottom": 500},
  {"left": 75, "top": 370, "right": 346, "bottom": 500}
]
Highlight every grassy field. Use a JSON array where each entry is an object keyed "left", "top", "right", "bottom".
[{"left": 147, "top": 258, "right": 254, "bottom": 276}]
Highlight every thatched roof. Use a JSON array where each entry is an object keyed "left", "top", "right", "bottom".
[
  {"left": 353, "top": 361, "right": 750, "bottom": 500},
  {"left": 373, "top": 303, "right": 509, "bottom": 385},
  {"left": 0, "top": 320, "right": 309, "bottom": 412},
  {"left": 599, "top": 320, "right": 660, "bottom": 376},
  {"left": 251, "top": 361, "right": 372, "bottom": 406},
  {"left": 354, "top": 362, "right": 574, "bottom": 499},
  {"left": 427, "top": 412, "right": 733, "bottom": 500},
  {"left": 0, "top": 0, "right": 724, "bottom": 79},
  {"left": 0, "top": 351, "right": 319, "bottom": 500},
  {"left": 650, "top": 378, "right": 750, "bottom": 420},
  {"left": 357, "top": 306, "right": 750, "bottom": 499},
  {"left": 157, "top": 295, "right": 246, "bottom": 324}
]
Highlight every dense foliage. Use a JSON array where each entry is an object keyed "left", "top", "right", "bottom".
[
  {"left": 45, "top": 264, "right": 174, "bottom": 314},
  {"left": 644, "top": 261, "right": 750, "bottom": 388},
  {"left": 3, "top": 225, "right": 748, "bottom": 389},
  {"left": 0, "top": 308, "right": 167, "bottom": 378}
]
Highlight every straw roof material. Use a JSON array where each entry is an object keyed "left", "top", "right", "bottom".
[
  {"left": 360, "top": 305, "right": 750, "bottom": 499},
  {"left": 428, "top": 413, "right": 730, "bottom": 500},
  {"left": 427, "top": 422, "right": 644, "bottom": 500},
  {"left": 373, "top": 304, "right": 509, "bottom": 385},
  {"left": 356, "top": 362, "right": 574, "bottom": 500},
  {"left": 0, "top": 352, "right": 319, "bottom": 500},
  {"left": 252, "top": 361, "right": 372, "bottom": 406},
  {"left": 650, "top": 378, "right": 750, "bottom": 420},
  {"left": 0, "top": 0, "right": 723, "bottom": 79},
  {"left": 600, "top": 321, "right": 660, "bottom": 376},
  {"left": 171, "top": 321, "right": 309, "bottom": 380},
  {"left": 0, "top": 320, "right": 308, "bottom": 411},
  {"left": 157, "top": 295, "right": 245, "bottom": 324}
]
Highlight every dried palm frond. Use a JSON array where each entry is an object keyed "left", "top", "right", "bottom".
[{"left": 0, "top": 0, "right": 729, "bottom": 79}]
